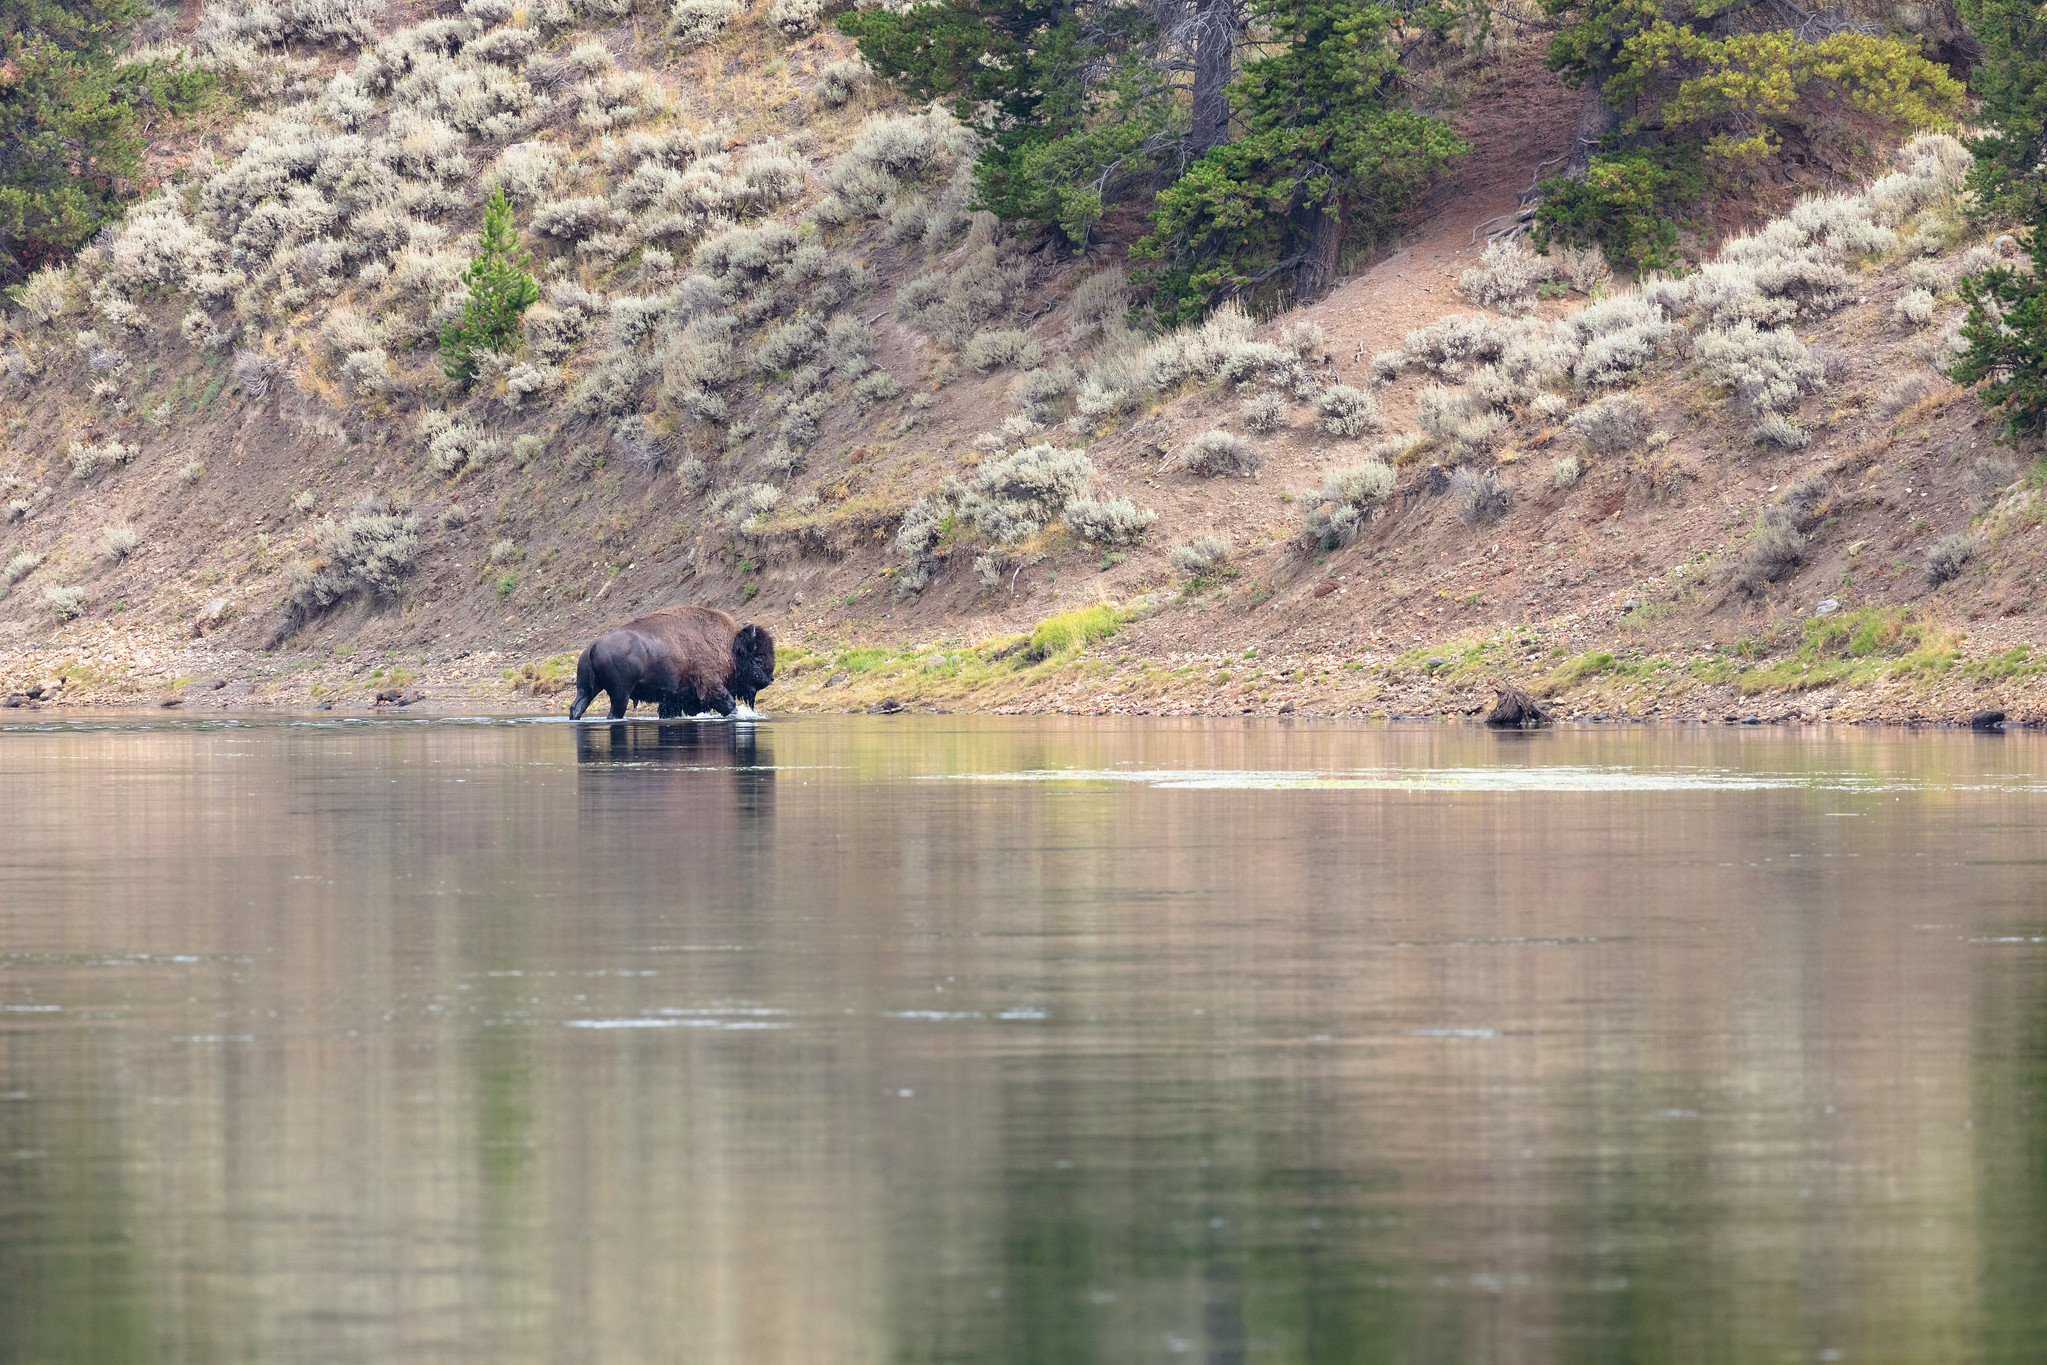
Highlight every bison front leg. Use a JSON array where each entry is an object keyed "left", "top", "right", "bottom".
[{"left": 701, "top": 683, "right": 736, "bottom": 717}]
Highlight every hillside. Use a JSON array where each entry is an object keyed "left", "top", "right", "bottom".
[{"left": 1, "top": 0, "right": 2043, "bottom": 723}]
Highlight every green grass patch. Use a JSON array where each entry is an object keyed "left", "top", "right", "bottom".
[
  {"left": 1960, "top": 644, "right": 2043, "bottom": 682},
  {"left": 1549, "top": 651, "right": 1618, "bottom": 687},
  {"left": 1802, "top": 606, "right": 1931, "bottom": 660},
  {"left": 1027, "top": 604, "right": 1122, "bottom": 660},
  {"left": 1737, "top": 606, "right": 1959, "bottom": 693},
  {"left": 1618, "top": 601, "right": 1676, "bottom": 628},
  {"left": 836, "top": 647, "right": 898, "bottom": 673}
]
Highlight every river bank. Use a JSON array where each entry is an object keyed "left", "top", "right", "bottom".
[{"left": 6, "top": 608, "right": 2040, "bottom": 725}]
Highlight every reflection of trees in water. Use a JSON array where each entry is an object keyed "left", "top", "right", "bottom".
[
  {"left": 1977, "top": 914, "right": 2047, "bottom": 1364},
  {"left": 898, "top": 1059, "right": 1412, "bottom": 1365},
  {"left": 0, "top": 1029, "right": 150, "bottom": 1364}
]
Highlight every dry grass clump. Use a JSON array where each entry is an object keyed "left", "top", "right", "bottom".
[
  {"left": 1314, "top": 384, "right": 1382, "bottom": 438},
  {"left": 1641, "top": 135, "right": 1968, "bottom": 338},
  {"left": 1062, "top": 496, "right": 1158, "bottom": 545},
  {"left": 816, "top": 59, "right": 870, "bottom": 108},
  {"left": 1453, "top": 467, "right": 1513, "bottom": 525},
  {"left": 1008, "top": 365, "right": 1075, "bottom": 422},
  {"left": 1567, "top": 393, "right": 1647, "bottom": 456},
  {"left": 1751, "top": 412, "right": 1809, "bottom": 448},
  {"left": 289, "top": 497, "right": 421, "bottom": 615},
  {"left": 1299, "top": 460, "right": 1394, "bottom": 549},
  {"left": 4, "top": 551, "right": 40, "bottom": 584},
  {"left": 1170, "top": 535, "right": 1232, "bottom": 577},
  {"left": 1241, "top": 391, "right": 1288, "bottom": 433},
  {"left": 1176, "top": 430, "right": 1263, "bottom": 477},
  {"left": 768, "top": 0, "right": 822, "bottom": 37},
  {"left": 1724, "top": 476, "right": 1827, "bottom": 595},
  {"left": 1551, "top": 455, "right": 1582, "bottom": 489},
  {"left": 44, "top": 586, "right": 85, "bottom": 621},
  {"left": 14, "top": 267, "right": 70, "bottom": 325},
  {"left": 1874, "top": 372, "right": 1933, "bottom": 417},
  {"left": 1067, "top": 268, "right": 1129, "bottom": 347},
  {"left": 1925, "top": 532, "right": 1974, "bottom": 585},
  {"left": 423, "top": 417, "right": 501, "bottom": 476},
  {"left": 896, "top": 444, "right": 1102, "bottom": 568},
  {"left": 674, "top": 455, "right": 711, "bottom": 495},
  {"left": 69, "top": 440, "right": 137, "bottom": 481},
  {"left": 1693, "top": 319, "right": 1825, "bottom": 415},
  {"left": 854, "top": 370, "right": 902, "bottom": 407},
  {"left": 1457, "top": 240, "right": 1553, "bottom": 315},
  {"left": 958, "top": 444, "right": 1099, "bottom": 540},
  {"left": 103, "top": 524, "right": 139, "bottom": 559},
  {"left": 1894, "top": 288, "right": 1936, "bottom": 328},
  {"left": 669, "top": 0, "right": 741, "bottom": 45},
  {"left": 960, "top": 329, "right": 1044, "bottom": 373},
  {"left": 1074, "top": 303, "right": 1308, "bottom": 422}
]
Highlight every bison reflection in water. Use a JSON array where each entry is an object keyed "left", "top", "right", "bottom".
[
  {"left": 574, "top": 720, "right": 775, "bottom": 817},
  {"left": 569, "top": 605, "right": 776, "bottom": 720}
]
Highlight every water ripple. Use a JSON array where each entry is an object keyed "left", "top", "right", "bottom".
[{"left": 924, "top": 766, "right": 2047, "bottom": 794}]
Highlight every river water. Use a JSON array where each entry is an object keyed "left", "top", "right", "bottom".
[{"left": 1, "top": 714, "right": 2042, "bottom": 1364}]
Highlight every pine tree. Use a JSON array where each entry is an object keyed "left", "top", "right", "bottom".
[
  {"left": 1950, "top": 208, "right": 2047, "bottom": 439},
  {"left": 1960, "top": 0, "right": 2047, "bottom": 217},
  {"left": 1536, "top": 0, "right": 1962, "bottom": 272},
  {"left": 439, "top": 186, "right": 540, "bottom": 385},
  {"left": 1137, "top": 0, "right": 1466, "bottom": 319},
  {"left": 1, "top": 0, "right": 150, "bottom": 278}
]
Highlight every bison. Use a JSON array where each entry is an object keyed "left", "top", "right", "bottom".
[{"left": 568, "top": 605, "right": 776, "bottom": 720}]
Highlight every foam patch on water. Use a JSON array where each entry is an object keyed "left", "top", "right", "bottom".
[
  {"left": 567, "top": 1005, "right": 791, "bottom": 1031},
  {"left": 922, "top": 766, "right": 2047, "bottom": 794},
  {"left": 566, "top": 1017, "right": 792, "bottom": 1030}
]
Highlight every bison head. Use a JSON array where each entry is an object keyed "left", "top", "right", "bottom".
[{"left": 730, "top": 623, "right": 776, "bottom": 706}]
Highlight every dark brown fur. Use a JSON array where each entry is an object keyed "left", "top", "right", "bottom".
[{"left": 569, "top": 606, "right": 776, "bottom": 720}]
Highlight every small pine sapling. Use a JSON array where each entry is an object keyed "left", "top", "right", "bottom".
[{"left": 440, "top": 186, "right": 542, "bottom": 385}]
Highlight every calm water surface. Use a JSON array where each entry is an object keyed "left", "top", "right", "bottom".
[{"left": 1, "top": 715, "right": 2043, "bottom": 1364}]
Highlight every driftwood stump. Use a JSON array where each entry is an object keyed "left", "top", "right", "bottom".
[{"left": 1485, "top": 683, "right": 1551, "bottom": 728}]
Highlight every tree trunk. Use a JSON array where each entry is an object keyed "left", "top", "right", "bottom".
[
  {"left": 1296, "top": 195, "right": 1345, "bottom": 302},
  {"left": 1563, "top": 82, "right": 1620, "bottom": 177},
  {"left": 1188, "top": 0, "right": 1235, "bottom": 157}
]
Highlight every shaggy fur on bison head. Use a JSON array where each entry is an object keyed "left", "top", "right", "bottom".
[{"left": 731, "top": 623, "right": 776, "bottom": 706}]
